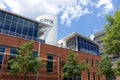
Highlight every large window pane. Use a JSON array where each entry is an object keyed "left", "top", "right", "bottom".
[
  {"left": 10, "top": 22, "right": 17, "bottom": 32},
  {"left": 28, "top": 27, "right": 33, "bottom": 37},
  {"left": 24, "top": 19, "right": 29, "bottom": 26},
  {"left": 35, "top": 24, "right": 39, "bottom": 29},
  {"left": 33, "top": 28, "right": 38, "bottom": 38},
  {"left": 12, "top": 16, "right": 18, "bottom": 22},
  {"left": 10, "top": 48, "right": 17, "bottom": 54},
  {"left": 22, "top": 26, "right": 28, "bottom": 35},
  {"left": 0, "top": 46, "right": 5, "bottom": 53},
  {"left": 7, "top": 48, "right": 17, "bottom": 71},
  {"left": 0, "top": 46, "right": 5, "bottom": 71},
  {"left": 88, "top": 72, "right": 91, "bottom": 80},
  {"left": 18, "top": 18, "right": 23, "bottom": 24},
  {"left": 0, "top": 18, "right": 4, "bottom": 30},
  {"left": 47, "top": 54, "right": 54, "bottom": 73},
  {"left": 0, "top": 11, "right": 6, "bottom": 18},
  {"left": 29, "top": 22, "right": 33, "bottom": 28},
  {"left": 3, "top": 20, "right": 11, "bottom": 30},
  {"left": 16, "top": 24, "right": 22, "bottom": 34},
  {"left": 6, "top": 14, "right": 12, "bottom": 21}
]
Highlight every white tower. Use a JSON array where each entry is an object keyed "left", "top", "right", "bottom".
[{"left": 36, "top": 15, "right": 58, "bottom": 46}]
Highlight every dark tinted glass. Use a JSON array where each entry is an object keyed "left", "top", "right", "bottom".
[
  {"left": 0, "top": 55, "right": 3, "bottom": 62},
  {"left": 28, "top": 27, "right": 33, "bottom": 36},
  {"left": 47, "top": 55, "right": 54, "bottom": 73},
  {"left": 0, "top": 11, "right": 6, "bottom": 18},
  {"left": 10, "top": 22, "right": 17, "bottom": 32},
  {"left": 3, "top": 20, "right": 10, "bottom": 30},
  {"left": 33, "top": 28, "right": 38, "bottom": 38},
  {"left": 0, "top": 18, "right": 4, "bottom": 29},
  {"left": 12, "top": 16, "right": 18, "bottom": 22},
  {"left": 18, "top": 18, "right": 23, "bottom": 24},
  {"left": 10, "top": 48, "right": 17, "bottom": 54},
  {"left": 6, "top": 14, "right": 12, "bottom": 21},
  {"left": 22, "top": 26, "right": 28, "bottom": 35},
  {"left": 16, "top": 24, "right": 22, "bottom": 34},
  {"left": 0, "top": 46, "right": 5, "bottom": 52}
]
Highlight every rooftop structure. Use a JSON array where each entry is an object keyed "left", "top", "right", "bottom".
[
  {"left": 0, "top": 9, "right": 57, "bottom": 45},
  {"left": 60, "top": 32, "right": 100, "bottom": 55}
]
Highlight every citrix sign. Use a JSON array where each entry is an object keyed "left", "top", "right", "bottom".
[{"left": 40, "top": 18, "right": 54, "bottom": 24}]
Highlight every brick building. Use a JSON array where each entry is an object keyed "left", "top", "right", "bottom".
[{"left": 0, "top": 9, "right": 104, "bottom": 80}]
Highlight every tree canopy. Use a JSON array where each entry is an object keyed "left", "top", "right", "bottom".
[
  {"left": 103, "top": 10, "right": 120, "bottom": 55},
  {"left": 9, "top": 42, "right": 43, "bottom": 80},
  {"left": 98, "top": 57, "right": 114, "bottom": 80},
  {"left": 113, "top": 60, "right": 120, "bottom": 76},
  {"left": 63, "top": 52, "right": 89, "bottom": 78}
]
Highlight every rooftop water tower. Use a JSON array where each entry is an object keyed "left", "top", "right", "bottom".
[{"left": 36, "top": 15, "right": 58, "bottom": 46}]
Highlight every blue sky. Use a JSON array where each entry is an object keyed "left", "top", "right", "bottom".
[{"left": 0, "top": 0, "right": 120, "bottom": 40}]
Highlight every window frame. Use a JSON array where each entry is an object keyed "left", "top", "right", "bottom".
[{"left": 46, "top": 54, "right": 54, "bottom": 74}]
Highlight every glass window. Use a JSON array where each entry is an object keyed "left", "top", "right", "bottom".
[
  {"left": 0, "top": 18, "right": 4, "bottom": 29},
  {"left": 24, "top": 19, "right": 29, "bottom": 26},
  {"left": 18, "top": 18, "right": 23, "bottom": 24},
  {"left": 0, "top": 55, "right": 3, "bottom": 70},
  {"left": 29, "top": 22, "right": 34, "bottom": 28},
  {"left": 98, "top": 75, "right": 100, "bottom": 80},
  {"left": 92, "top": 59, "right": 94, "bottom": 67},
  {"left": 96, "top": 48, "right": 99, "bottom": 55},
  {"left": 96, "top": 60, "right": 99, "bottom": 67},
  {"left": 33, "top": 52, "right": 38, "bottom": 58},
  {"left": 78, "top": 42, "right": 81, "bottom": 51},
  {"left": 47, "top": 54, "right": 54, "bottom": 73},
  {"left": 88, "top": 72, "right": 91, "bottom": 80},
  {"left": 16, "top": 24, "right": 22, "bottom": 34},
  {"left": 10, "top": 22, "right": 17, "bottom": 32},
  {"left": 7, "top": 48, "right": 17, "bottom": 71},
  {"left": 28, "top": 27, "right": 33, "bottom": 37},
  {"left": 0, "top": 11, "right": 6, "bottom": 18},
  {"left": 33, "top": 28, "right": 38, "bottom": 38},
  {"left": 12, "top": 16, "right": 18, "bottom": 22},
  {"left": 63, "top": 74, "right": 82, "bottom": 80},
  {"left": 0, "top": 46, "right": 5, "bottom": 71},
  {"left": 3, "top": 20, "right": 11, "bottom": 30},
  {"left": 6, "top": 14, "right": 12, "bottom": 21},
  {"left": 93, "top": 73, "right": 96, "bottom": 80},
  {"left": 86, "top": 58, "right": 89, "bottom": 64},
  {"left": 22, "top": 26, "right": 28, "bottom": 35},
  {"left": 10, "top": 48, "right": 17, "bottom": 54},
  {"left": 0, "top": 46, "right": 5, "bottom": 53},
  {"left": 80, "top": 42, "right": 84, "bottom": 49},
  {"left": 35, "top": 23, "right": 39, "bottom": 29},
  {"left": 88, "top": 43, "right": 91, "bottom": 51},
  {"left": 91, "top": 45, "right": 94, "bottom": 52}
]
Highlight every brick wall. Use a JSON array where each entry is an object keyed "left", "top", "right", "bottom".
[{"left": 0, "top": 34, "right": 105, "bottom": 80}]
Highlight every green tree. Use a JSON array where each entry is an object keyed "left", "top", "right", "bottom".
[
  {"left": 9, "top": 42, "right": 43, "bottom": 80},
  {"left": 103, "top": 10, "right": 120, "bottom": 56},
  {"left": 113, "top": 60, "right": 120, "bottom": 76},
  {"left": 98, "top": 57, "right": 114, "bottom": 80},
  {"left": 63, "top": 52, "right": 89, "bottom": 79}
]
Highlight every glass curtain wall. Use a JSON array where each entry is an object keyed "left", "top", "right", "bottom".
[
  {"left": 77, "top": 36, "right": 99, "bottom": 55},
  {"left": 0, "top": 10, "right": 39, "bottom": 41},
  {"left": 0, "top": 46, "right": 5, "bottom": 71},
  {"left": 66, "top": 37, "right": 76, "bottom": 50}
]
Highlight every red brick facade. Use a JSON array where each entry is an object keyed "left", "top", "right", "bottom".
[{"left": 0, "top": 34, "right": 105, "bottom": 80}]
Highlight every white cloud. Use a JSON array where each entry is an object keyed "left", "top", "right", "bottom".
[
  {"left": 78, "top": 0, "right": 90, "bottom": 6},
  {"left": 0, "top": 1, "right": 7, "bottom": 9},
  {"left": 97, "top": 13, "right": 101, "bottom": 17},
  {"left": 96, "top": 0, "right": 114, "bottom": 16},
  {"left": 0, "top": 0, "right": 115, "bottom": 26},
  {"left": 1, "top": 0, "right": 76, "bottom": 18},
  {"left": 61, "top": 5, "right": 92, "bottom": 26}
]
